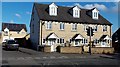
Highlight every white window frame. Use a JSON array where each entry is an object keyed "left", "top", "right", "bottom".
[
  {"left": 84, "top": 24, "right": 88, "bottom": 31},
  {"left": 72, "top": 23, "right": 77, "bottom": 31},
  {"left": 103, "top": 25, "right": 107, "bottom": 32},
  {"left": 49, "top": 3, "right": 57, "bottom": 16},
  {"left": 60, "top": 38, "right": 64, "bottom": 44},
  {"left": 46, "top": 21, "right": 52, "bottom": 30},
  {"left": 94, "top": 39, "right": 98, "bottom": 45},
  {"left": 73, "top": 6, "right": 80, "bottom": 18},
  {"left": 60, "top": 22, "right": 65, "bottom": 30},
  {"left": 94, "top": 25, "right": 98, "bottom": 32},
  {"left": 83, "top": 39, "right": 88, "bottom": 45},
  {"left": 92, "top": 8, "right": 99, "bottom": 20}
]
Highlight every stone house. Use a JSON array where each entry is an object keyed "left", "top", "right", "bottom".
[{"left": 30, "top": 3, "right": 112, "bottom": 52}]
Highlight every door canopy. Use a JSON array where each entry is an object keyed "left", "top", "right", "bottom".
[
  {"left": 72, "top": 34, "right": 84, "bottom": 40},
  {"left": 100, "top": 35, "right": 112, "bottom": 40},
  {"left": 46, "top": 33, "right": 58, "bottom": 39}
]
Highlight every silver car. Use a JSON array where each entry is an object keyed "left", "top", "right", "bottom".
[{"left": 5, "top": 40, "right": 19, "bottom": 50}]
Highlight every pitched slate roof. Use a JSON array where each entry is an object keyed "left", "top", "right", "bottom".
[
  {"left": 2, "top": 23, "right": 27, "bottom": 32},
  {"left": 34, "top": 3, "right": 112, "bottom": 25}
]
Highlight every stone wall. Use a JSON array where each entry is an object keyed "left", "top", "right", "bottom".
[
  {"left": 43, "top": 46, "right": 51, "bottom": 52},
  {"left": 91, "top": 47, "right": 114, "bottom": 54},
  {"left": 60, "top": 46, "right": 83, "bottom": 54}
]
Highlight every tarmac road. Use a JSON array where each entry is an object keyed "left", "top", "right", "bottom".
[{"left": 1, "top": 45, "right": 120, "bottom": 67}]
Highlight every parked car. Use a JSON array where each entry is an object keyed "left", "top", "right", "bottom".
[
  {"left": 5, "top": 40, "right": 19, "bottom": 50},
  {"left": 2, "top": 39, "right": 8, "bottom": 47}
]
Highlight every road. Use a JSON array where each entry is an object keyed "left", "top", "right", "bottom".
[{"left": 1, "top": 45, "right": 120, "bottom": 67}]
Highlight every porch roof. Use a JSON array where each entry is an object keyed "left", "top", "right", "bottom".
[
  {"left": 72, "top": 34, "right": 84, "bottom": 40},
  {"left": 100, "top": 35, "right": 112, "bottom": 40},
  {"left": 46, "top": 33, "right": 59, "bottom": 39}
]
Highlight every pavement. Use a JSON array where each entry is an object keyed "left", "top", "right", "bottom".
[{"left": 1, "top": 45, "right": 120, "bottom": 67}]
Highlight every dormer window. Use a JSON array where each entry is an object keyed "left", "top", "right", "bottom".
[
  {"left": 49, "top": 3, "right": 58, "bottom": 16},
  {"left": 73, "top": 6, "right": 80, "bottom": 18},
  {"left": 92, "top": 8, "right": 99, "bottom": 20},
  {"left": 4, "top": 28, "right": 9, "bottom": 36}
]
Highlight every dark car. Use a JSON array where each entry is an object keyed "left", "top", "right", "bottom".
[{"left": 5, "top": 40, "right": 19, "bottom": 50}]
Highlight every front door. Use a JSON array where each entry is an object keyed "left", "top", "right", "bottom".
[
  {"left": 48, "top": 39, "right": 56, "bottom": 52},
  {"left": 101, "top": 41, "right": 106, "bottom": 47},
  {"left": 74, "top": 40, "right": 81, "bottom": 46}
]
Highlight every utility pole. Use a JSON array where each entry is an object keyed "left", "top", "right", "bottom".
[{"left": 89, "top": 27, "right": 92, "bottom": 55}]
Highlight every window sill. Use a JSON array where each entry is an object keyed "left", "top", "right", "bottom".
[
  {"left": 46, "top": 29, "right": 52, "bottom": 31},
  {"left": 60, "top": 29, "right": 65, "bottom": 31},
  {"left": 71, "top": 30, "right": 77, "bottom": 32}
]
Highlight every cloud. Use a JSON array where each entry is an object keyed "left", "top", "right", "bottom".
[
  {"left": 26, "top": 11, "right": 31, "bottom": 15},
  {"left": 15, "top": 13, "right": 21, "bottom": 18},
  {"left": 74, "top": 3, "right": 107, "bottom": 11}
]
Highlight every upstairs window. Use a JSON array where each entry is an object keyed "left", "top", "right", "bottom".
[
  {"left": 72, "top": 23, "right": 77, "bottom": 31},
  {"left": 73, "top": 6, "right": 80, "bottom": 18},
  {"left": 49, "top": 3, "right": 58, "bottom": 16},
  {"left": 84, "top": 24, "right": 88, "bottom": 31},
  {"left": 46, "top": 21, "right": 52, "bottom": 30},
  {"left": 103, "top": 25, "right": 107, "bottom": 32},
  {"left": 60, "top": 22, "right": 65, "bottom": 30},
  {"left": 93, "top": 25, "right": 98, "bottom": 32},
  {"left": 92, "top": 8, "right": 99, "bottom": 20}
]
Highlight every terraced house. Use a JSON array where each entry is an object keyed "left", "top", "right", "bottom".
[{"left": 30, "top": 3, "right": 112, "bottom": 52}]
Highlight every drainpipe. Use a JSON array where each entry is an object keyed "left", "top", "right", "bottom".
[
  {"left": 38, "top": 20, "right": 42, "bottom": 51},
  {"left": 110, "top": 25, "right": 112, "bottom": 47}
]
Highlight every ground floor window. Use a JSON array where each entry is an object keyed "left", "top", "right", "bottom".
[
  {"left": 60, "top": 38, "right": 64, "bottom": 43},
  {"left": 94, "top": 39, "right": 99, "bottom": 45}
]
